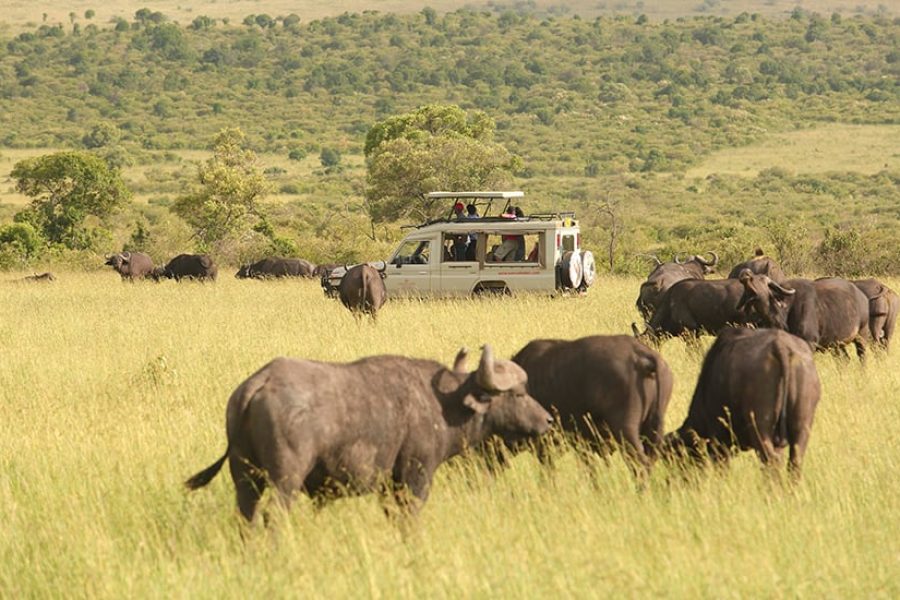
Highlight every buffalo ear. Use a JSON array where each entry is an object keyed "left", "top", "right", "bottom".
[{"left": 463, "top": 394, "right": 491, "bottom": 414}]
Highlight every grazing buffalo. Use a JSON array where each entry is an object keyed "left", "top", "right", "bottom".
[
  {"left": 666, "top": 328, "right": 821, "bottom": 477},
  {"left": 235, "top": 257, "right": 316, "bottom": 279},
  {"left": 21, "top": 272, "right": 56, "bottom": 282},
  {"left": 185, "top": 345, "right": 553, "bottom": 521},
  {"left": 105, "top": 252, "right": 155, "bottom": 281},
  {"left": 852, "top": 279, "right": 899, "bottom": 350},
  {"left": 737, "top": 273, "right": 870, "bottom": 358},
  {"left": 636, "top": 252, "right": 718, "bottom": 321},
  {"left": 314, "top": 263, "right": 340, "bottom": 278},
  {"left": 339, "top": 263, "right": 387, "bottom": 319},
  {"left": 727, "top": 248, "right": 787, "bottom": 283},
  {"left": 153, "top": 254, "right": 218, "bottom": 282},
  {"left": 511, "top": 335, "right": 673, "bottom": 470},
  {"left": 638, "top": 278, "right": 750, "bottom": 342}
]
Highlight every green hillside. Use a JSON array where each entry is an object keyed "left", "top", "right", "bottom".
[{"left": 0, "top": 9, "right": 898, "bottom": 272}]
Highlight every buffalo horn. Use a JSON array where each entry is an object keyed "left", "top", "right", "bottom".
[
  {"left": 452, "top": 347, "right": 469, "bottom": 374},
  {"left": 705, "top": 251, "right": 719, "bottom": 266},
  {"left": 475, "top": 345, "right": 524, "bottom": 392},
  {"left": 767, "top": 280, "right": 796, "bottom": 296},
  {"left": 674, "top": 253, "right": 684, "bottom": 264}
]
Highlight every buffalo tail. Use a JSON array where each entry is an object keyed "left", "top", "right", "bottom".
[{"left": 185, "top": 447, "right": 228, "bottom": 490}]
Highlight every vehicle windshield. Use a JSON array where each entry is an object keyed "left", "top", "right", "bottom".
[{"left": 391, "top": 240, "right": 431, "bottom": 265}]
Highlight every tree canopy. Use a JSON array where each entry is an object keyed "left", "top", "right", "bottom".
[
  {"left": 172, "top": 128, "right": 272, "bottom": 248},
  {"left": 11, "top": 151, "right": 130, "bottom": 249},
  {"left": 365, "top": 105, "right": 520, "bottom": 222}
]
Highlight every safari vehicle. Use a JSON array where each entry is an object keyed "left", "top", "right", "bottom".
[{"left": 324, "top": 191, "right": 596, "bottom": 298}]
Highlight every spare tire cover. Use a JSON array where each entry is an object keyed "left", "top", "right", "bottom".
[
  {"left": 561, "top": 251, "right": 583, "bottom": 289},
  {"left": 580, "top": 250, "right": 596, "bottom": 288}
]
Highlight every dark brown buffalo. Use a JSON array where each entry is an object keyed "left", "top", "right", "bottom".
[
  {"left": 636, "top": 252, "right": 718, "bottom": 321},
  {"left": 235, "top": 257, "right": 316, "bottom": 279},
  {"left": 105, "top": 252, "right": 155, "bottom": 281},
  {"left": 852, "top": 278, "right": 899, "bottom": 350},
  {"left": 185, "top": 346, "right": 552, "bottom": 521},
  {"left": 339, "top": 264, "right": 387, "bottom": 319},
  {"left": 727, "top": 248, "right": 787, "bottom": 283},
  {"left": 314, "top": 263, "right": 340, "bottom": 278},
  {"left": 737, "top": 273, "right": 869, "bottom": 358},
  {"left": 666, "top": 327, "right": 820, "bottom": 476},
  {"left": 639, "top": 278, "right": 750, "bottom": 342},
  {"left": 153, "top": 254, "right": 217, "bottom": 282},
  {"left": 21, "top": 272, "right": 56, "bottom": 282},
  {"left": 511, "top": 335, "right": 673, "bottom": 470}
]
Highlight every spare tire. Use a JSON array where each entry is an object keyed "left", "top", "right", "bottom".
[
  {"left": 580, "top": 250, "right": 596, "bottom": 289},
  {"left": 560, "top": 251, "right": 583, "bottom": 289}
]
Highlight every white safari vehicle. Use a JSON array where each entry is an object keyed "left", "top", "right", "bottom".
[{"left": 324, "top": 191, "right": 596, "bottom": 298}]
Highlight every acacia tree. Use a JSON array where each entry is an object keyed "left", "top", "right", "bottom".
[
  {"left": 11, "top": 150, "right": 130, "bottom": 249},
  {"left": 364, "top": 104, "right": 521, "bottom": 223},
  {"left": 172, "top": 128, "right": 272, "bottom": 248}
]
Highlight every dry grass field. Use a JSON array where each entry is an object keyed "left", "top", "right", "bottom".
[
  {"left": 1, "top": 0, "right": 893, "bottom": 34},
  {"left": 2, "top": 272, "right": 899, "bottom": 596}
]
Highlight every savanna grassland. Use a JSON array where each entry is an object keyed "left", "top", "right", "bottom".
[{"left": 2, "top": 273, "right": 900, "bottom": 597}]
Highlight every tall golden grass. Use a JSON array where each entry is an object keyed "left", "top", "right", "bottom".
[{"left": 1, "top": 272, "right": 899, "bottom": 597}]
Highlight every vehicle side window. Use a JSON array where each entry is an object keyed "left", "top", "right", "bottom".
[
  {"left": 442, "top": 233, "right": 475, "bottom": 262},
  {"left": 391, "top": 240, "right": 431, "bottom": 265},
  {"left": 485, "top": 232, "right": 541, "bottom": 263}
]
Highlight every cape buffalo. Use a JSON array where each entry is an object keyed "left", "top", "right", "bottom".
[
  {"left": 737, "top": 273, "right": 869, "bottom": 358},
  {"left": 727, "top": 248, "right": 787, "bottom": 283},
  {"left": 105, "top": 252, "right": 155, "bottom": 281},
  {"left": 185, "top": 345, "right": 552, "bottom": 521},
  {"left": 638, "top": 278, "right": 750, "bottom": 343},
  {"left": 852, "top": 278, "right": 899, "bottom": 350},
  {"left": 235, "top": 257, "right": 316, "bottom": 279},
  {"left": 636, "top": 252, "right": 718, "bottom": 322},
  {"left": 339, "top": 263, "right": 387, "bottom": 319},
  {"left": 154, "top": 254, "right": 218, "bottom": 282},
  {"left": 511, "top": 335, "right": 673, "bottom": 471},
  {"left": 666, "top": 328, "right": 821, "bottom": 477}
]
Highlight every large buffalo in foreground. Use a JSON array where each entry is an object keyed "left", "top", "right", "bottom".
[
  {"left": 737, "top": 273, "right": 870, "bottom": 358},
  {"left": 666, "top": 327, "right": 821, "bottom": 477},
  {"left": 153, "top": 254, "right": 218, "bottom": 282},
  {"left": 105, "top": 252, "right": 155, "bottom": 281},
  {"left": 511, "top": 335, "right": 673, "bottom": 471},
  {"left": 638, "top": 278, "right": 750, "bottom": 342},
  {"left": 235, "top": 257, "right": 316, "bottom": 279},
  {"left": 339, "top": 263, "right": 387, "bottom": 319},
  {"left": 852, "top": 278, "right": 899, "bottom": 350},
  {"left": 636, "top": 252, "right": 718, "bottom": 321},
  {"left": 727, "top": 248, "right": 787, "bottom": 283},
  {"left": 185, "top": 346, "right": 553, "bottom": 521}
]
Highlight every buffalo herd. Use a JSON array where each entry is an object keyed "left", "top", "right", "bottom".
[{"left": 92, "top": 248, "right": 899, "bottom": 520}]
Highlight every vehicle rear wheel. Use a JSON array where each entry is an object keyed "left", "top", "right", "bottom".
[
  {"left": 473, "top": 283, "right": 511, "bottom": 297},
  {"left": 560, "top": 251, "right": 583, "bottom": 289}
]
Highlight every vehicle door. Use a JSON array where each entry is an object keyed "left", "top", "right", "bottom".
[
  {"left": 385, "top": 238, "right": 434, "bottom": 296},
  {"left": 439, "top": 231, "right": 479, "bottom": 296}
]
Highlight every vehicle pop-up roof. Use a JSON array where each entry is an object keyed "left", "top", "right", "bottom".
[{"left": 424, "top": 191, "right": 524, "bottom": 220}]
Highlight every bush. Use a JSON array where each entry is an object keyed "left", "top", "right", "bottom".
[{"left": 0, "top": 222, "right": 45, "bottom": 269}]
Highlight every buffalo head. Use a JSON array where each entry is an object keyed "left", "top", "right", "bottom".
[
  {"left": 235, "top": 265, "right": 252, "bottom": 279},
  {"left": 469, "top": 345, "right": 552, "bottom": 439},
  {"left": 737, "top": 269, "right": 796, "bottom": 328}
]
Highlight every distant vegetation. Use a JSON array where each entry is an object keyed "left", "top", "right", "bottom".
[{"left": 0, "top": 9, "right": 898, "bottom": 273}]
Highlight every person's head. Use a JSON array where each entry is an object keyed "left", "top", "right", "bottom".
[
  {"left": 454, "top": 202, "right": 464, "bottom": 215},
  {"left": 514, "top": 206, "right": 525, "bottom": 218},
  {"left": 466, "top": 204, "right": 477, "bottom": 216}
]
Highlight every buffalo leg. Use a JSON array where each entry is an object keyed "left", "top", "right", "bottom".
[
  {"left": 229, "top": 457, "right": 267, "bottom": 522},
  {"left": 853, "top": 337, "right": 867, "bottom": 362}
]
